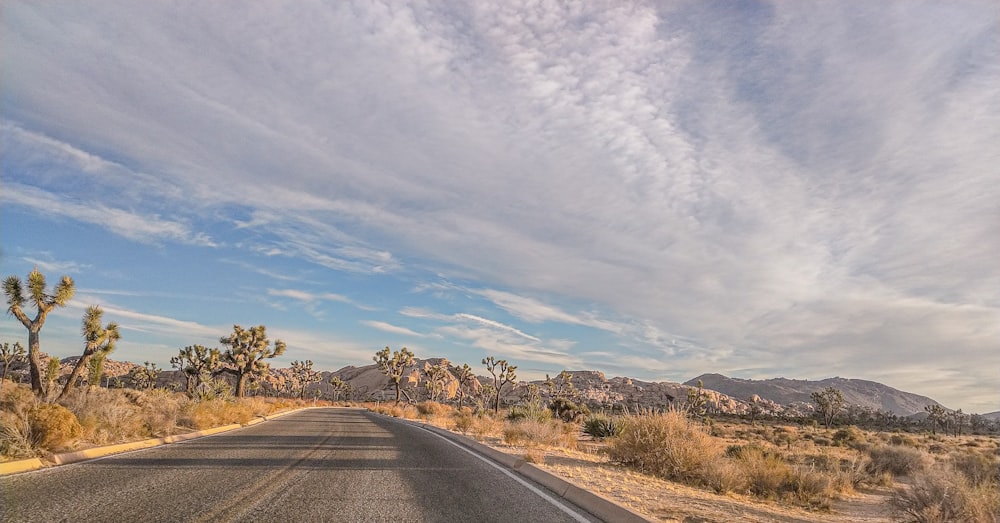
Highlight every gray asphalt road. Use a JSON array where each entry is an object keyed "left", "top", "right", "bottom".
[{"left": 1, "top": 408, "right": 599, "bottom": 522}]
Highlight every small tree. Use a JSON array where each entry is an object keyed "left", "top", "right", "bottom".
[
  {"left": 0, "top": 341, "right": 26, "bottom": 382},
  {"left": 170, "top": 345, "right": 222, "bottom": 395},
  {"left": 290, "top": 359, "right": 322, "bottom": 399},
  {"left": 482, "top": 356, "right": 516, "bottom": 414},
  {"left": 3, "top": 268, "right": 75, "bottom": 396},
  {"left": 216, "top": 324, "right": 286, "bottom": 398},
  {"left": 684, "top": 380, "right": 709, "bottom": 420},
  {"left": 422, "top": 358, "right": 451, "bottom": 402},
  {"left": 87, "top": 352, "right": 108, "bottom": 390},
  {"left": 455, "top": 363, "right": 477, "bottom": 410},
  {"left": 544, "top": 371, "right": 577, "bottom": 400},
  {"left": 373, "top": 346, "right": 415, "bottom": 404},
  {"left": 59, "top": 306, "right": 120, "bottom": 401},
  {"left": 132, "top": 361, "right": 161, "bottom": 390},
  {"left": 44, "top": 357, "right": 60, "bottom": 400},
  {"left": 811, "top": 387, "right": 845, "bottom": 429},
  {"left": 924, "top": 404, "right": 947, "bottom": 435},
  {"left": 329, "top": 376, "right": 349, "bottom": 402}
]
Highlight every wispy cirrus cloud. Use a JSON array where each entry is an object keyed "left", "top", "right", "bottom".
[
  {"left": 3, "top": 183, "right": 216, "bottom": 247},
  {"left": 361, "top": 320, "right": 425, "bottom": 338},
  {"left": 2, "top": 1, "right": 996, "bottom": 411}
]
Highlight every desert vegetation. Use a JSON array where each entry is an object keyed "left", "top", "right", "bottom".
[
  {"left": 361, "top": 348, "right": 999, "bottom": 522},
  {"left": 3, "top": 269, "right": 997, "bottom": 521}
]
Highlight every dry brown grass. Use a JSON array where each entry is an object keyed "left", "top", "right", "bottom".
[{"left": 607, "top": 409, "right": 721, "bottom": 484}]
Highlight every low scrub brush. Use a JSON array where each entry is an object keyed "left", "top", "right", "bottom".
[
  {"left": 582, "top": 414, "right": 624, "bottom": 440},
  {"left": 607, "top": 409, "right": 720, "bottom": 484}
]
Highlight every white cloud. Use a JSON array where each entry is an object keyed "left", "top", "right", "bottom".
[
  {"left": 361, "top": 320, "right": 425, "bottom": 338},
  {"left": 2, "top": 1, "right": 997, "bottom": 411}
]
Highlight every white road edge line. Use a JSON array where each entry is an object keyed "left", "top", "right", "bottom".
[{"left": 417, "top": 425, "right": 592, "bottom": 523}]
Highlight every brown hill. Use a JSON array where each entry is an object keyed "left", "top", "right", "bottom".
[{"left": 685, "top": 373, "right": 943, "bottom": 416}]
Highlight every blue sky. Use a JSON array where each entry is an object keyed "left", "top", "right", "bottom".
[{"left": 1, "top": 1, "right": 997, "bottom": 413}]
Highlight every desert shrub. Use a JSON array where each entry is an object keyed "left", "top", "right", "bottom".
[
  {"left": 503, "top": 419, "right": 576, "bottom": 449},
  {"left": 181, "top": 399, "right": 255, "bottom": 429},
  {"left": 832, "top": 426, "right": 864, "bottom": 447},
  {"left": 549, "top": 397, "right": 589, "bottom": 423},
  {"left": 452, "top": 412, "right": 474, "bottom": 434},
  {"left": 1, "top": 381, "right": 37, "bottom": 419},
  {"left": 949, "top": 451, "right": 999, "bottom": 486},
  {"left": 889, "top": 433, "right": 918, "bottom": 447},
  {"left": 416, "top": 401, "right": 449, "bottom": 417},
  {"left": 735, "top": 446, "right": 793, "bottom": 498},
  {"left": 583, "top": 413, "right": 624, "bottom": 440},
  {"left": 507, "top": 403, "right": 552, "bottom": 423},
  {"left": 787, "top": 466, "right": 833, "bottom": 506},
  {"left": 470, "top": 414, "right": 505, "bottom": 440},
  {"left": 0, "top": 416, "right": 39, "bottom": 459},
  {"left": 813, "top": 436, "right": 833, "bottom": 446},
  {"left": 65, "top": 389, "right": 147, "bottom": 444},
  {"left": 867, "top": 445, "right": 926, "bottom": 477},
  {"left": 890, "top": 465, "right": 999, "bottom": 523},
  {"left": 704, "top": 459, "right": 746, "bottom": 494},
  {"left": 607, "top": 409, "right": 720, "bottom": 484},
  {"left": 31, "top": 403, "right": 82, "bottom": 451},
  {"left": 832, "top": 455, "right": 870, "bottom": 492},
  {"left": 523, "top": 448, "right": 545, "bottom": 464}
]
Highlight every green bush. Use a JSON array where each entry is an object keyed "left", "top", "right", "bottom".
[
  {"left": 549, "top": 397, "right": 589, "bottom": 422},
  {"left": 582, "top": 414, "right": 623, "bottom": 439}
]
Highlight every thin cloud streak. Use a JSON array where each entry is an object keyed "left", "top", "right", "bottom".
[{"left": 1, "top": 1, "right": 996, "bottom": 411}]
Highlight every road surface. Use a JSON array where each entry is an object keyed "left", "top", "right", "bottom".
[{"left": 1, "top": 408, "right": 599, "bottom": 522}]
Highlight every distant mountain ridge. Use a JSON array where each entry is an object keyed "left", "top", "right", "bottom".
[{"left": 685, "top": 373, "right": 942, "bottom": 417}]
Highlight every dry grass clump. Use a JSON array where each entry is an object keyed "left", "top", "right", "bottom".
[
  {"left": 29, "top": 403, "right": 82, "bottom": 452},
  {"left": 866, "top": 444, "right": 927, "bottom": 478},
  {"left": 415, "top": 401, "right": 449, "bottom": 417},
  {"left": 607, "top": 410, "right": 721, "bottom": 484},
  {"left": 890, "top": 464, "right": 999, "bottom": 523},
  {"left": 180, "top": 398, "right": 256, "bottom": 429},
  {"left": 503, "top": 419, "right": 577, "bottom": 450}
]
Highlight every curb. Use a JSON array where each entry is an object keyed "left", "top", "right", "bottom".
[
  {"left": 0, "top": 408, "right": 317, "bottom": 476},
  {"left": 404, "top": 419, "right": 656, "bottom": 523}
]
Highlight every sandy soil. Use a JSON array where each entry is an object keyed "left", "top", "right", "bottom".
[{"left": 485, "top": 440, "right": 896, "bottom": 523}]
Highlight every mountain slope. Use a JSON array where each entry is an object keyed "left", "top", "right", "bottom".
[{"left": 686, "top": 373, "right": 942, "bottom": 416}]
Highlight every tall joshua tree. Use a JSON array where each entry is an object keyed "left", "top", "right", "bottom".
[
  {"left": 59, "top": 305, "right": 120, "bottom": 401},
  {"left": 171, "top": 345, "right": 222, "bottom": 395},
  {"left": 373, "top": 346, "right": 415, "bottom": 404},
  {"left": 217, "top": 324, "right": 286, "bottom": 397},
  {"left": 3, "top": 268, "right": 75, "bottom": 396},
  {"left": 483, "top": 356, "right": 516, "bottom": 414}
]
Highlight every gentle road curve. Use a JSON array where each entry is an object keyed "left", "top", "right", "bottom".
[{"left": 1, "top": 408, "right": 599, "bottom": 522}]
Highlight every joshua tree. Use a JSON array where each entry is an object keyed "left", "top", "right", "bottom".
[
  {"left": 455, "top": 363, "right": 477, "bottom": 410},
  {"left": 216, "top": 324, "right": 286, "bottom": 397},
  {"left": 685, "top": 380, "right": 709, "bottom": 420},
  {"left": 132, "top": 361, "right": 161, "bottom": 390},
  {"left": 924, "top": 404, "right": 947, "bottom": 435},
  {"left": 3, "top": 269, "right": 75, "bottom": 396},
  {"left": 544, "top": 371, "right": 577, "bottom": 400},
  {"left": 1, "top": 341, "right": 26, "bottom": 382},
  {"left": 290, "top": 359, "right": 322, "bottom": 399},
  {"left": 44, "top": 357, "right": 61, "bottom": 400},
  {"left": 422, "top": 358, "right": 451, "bottom": 402},
  {"left": 170, "top": 345, "right": 222, "bottom": 395},
  {"left": 87, "top": 352, "right": 107, "bottom": 390},
  {"left": 482, "top": 356, "right": 516, "bottom": 414},
  {"left": 329, "top": 376, "right": 350, "bottom": 402},
  {"left": 811, "top": 387, "right": 845, "bottom": 429},
  {"left": 373, "top": 346, "right": 415, "bottom": 404},
  {"left": 58, "top": 306, "right": 120, "bottom": 401}
]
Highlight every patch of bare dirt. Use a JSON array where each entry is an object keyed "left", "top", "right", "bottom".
[{"left": 491, "top": 443, "right": 895, "bottom": 523}]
